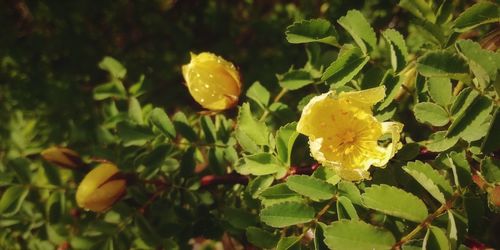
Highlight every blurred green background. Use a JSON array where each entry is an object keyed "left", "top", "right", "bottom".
[{"left": 0, "top": 0, "right": 407, "bottom": 151}]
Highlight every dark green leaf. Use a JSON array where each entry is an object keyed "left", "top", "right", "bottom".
[
  {"left": 286, "top": 175, "right": 336, "bottom": 201},
  {"left": 425, "top": 131, "right": 459, "bottom": 152},
  {"left": 286, "top": 19, "right": 339, "bottom": 46},
  {"left": 172, "top": 112, "right": 198, "bottom": 142},
  {"left": 149, "top": 108, "right": 176, "bottom": 139},
  {"left": 200, "top": 116, "right": 216, "bottom": 143},
  {"left": 260, "top": 202, "right": 315, "bottom": 228},
  {"left": 378, "top": 70, "right": 403, "bottom": 110},
  {"left": 482, "top": 109, "right": 500, "bottom": 154},
  {"left": 382, "top": 29, "right": 409, "bottom": 73},
  {"left": 399, "top": 0, "right": 435, "bottom": 22},
  {"left": 481, "top": 157, "right": 500, "bottom": 184},
  {"left": 236, "top": 153, "right": 285, "bottom": 176},
  {"left": 447, "top": 95, "right": 493, "bottom": 140},
  {"left": 403, "top": 161, "right": 453, "bottom": 203},
  {"left": 0, "top": 185, "right": 29, "bottom": 216},
  {"left": 321, "top": 45, "right": 369, "bottom": 87},
  {"left": 116, "top": 122, "right": 155, "bottom": 146},
  {"left": 417, "top": 51, "right": 469, "bottom": 81},
  {"left": 223, "top": 208, "right": 258, "bottom": 229},
  {"left": 93, "top": 81, "right": 127, "bottom": 100},
  {"left": 423, "top": 226, "right": 450, "bottom": 250},
  {"left": 246, "top": 227, "right": 279, "bottom": 249},
  {"left": 276, "top": 236, "right": 301, "bottom": 250},
  {"left": 278, "top": 70, "right": 314, "bottom": 90},
  {"left": 259, "top": 183, "right": 303, "bottom": 206},
  {"left": 275, "top": 122, "right": 299, "bottom": 165},
  {"left": 453, "top": 2, "right": 500, "bottom": 32},
  {"left": 8, "top": 158, "right": 32, "bottom": 183}
]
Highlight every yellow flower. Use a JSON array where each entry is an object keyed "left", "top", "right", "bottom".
[
  {"left": 76, "top": 163, "right": 126, "bottom": 212},
  {"left": 41, "top": 146, "right": 84, "bottom": 169},
  {"left": 182, "top": 52, "right": 242, "bottom": 110},
  {"left": 297, "top": 86, "right": 403, "bottom": 181}
]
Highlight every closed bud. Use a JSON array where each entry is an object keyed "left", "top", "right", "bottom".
[
  {"left": 76, "top": 163, "right": 126, "bottom": 212},
  {"left": 182, "top": 52, "right": 242, "bottom": 110},
  {"left": 41, "top": 146, "right": 85, "bottom": 169}
]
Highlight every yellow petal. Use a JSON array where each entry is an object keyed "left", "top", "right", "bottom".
[
  {"left": 338, "top": 86, "right": 386, "bottom": 111},
  {"left": 182, "top": 52, "right": 241, "bottom": 110},
  {"left": 76, "top": 163, "right": 126, "bottom": 212},
  {"left": 371, "top": 122, "right": 404, "bottom": 167}
]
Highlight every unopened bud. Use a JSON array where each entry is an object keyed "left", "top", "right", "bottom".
[
  {"left": 182, "top": 52, "right": 242, "bottom": 110},
  {"left": 76, "top": 163, "right": 126, "bottom": 212},
  {"left": 41, "top": 147, "right": 85, "bottom": 169}
]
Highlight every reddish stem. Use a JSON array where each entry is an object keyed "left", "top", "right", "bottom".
[{"left": 200, "top": 174, "right": 249, "bottom": 187}]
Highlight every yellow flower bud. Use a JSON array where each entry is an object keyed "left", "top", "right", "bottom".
[
  {"left": 297, "top": 86, "right": 404, "bottom": 181},
  {"left": 76, "top": 163, "right": 126, "bottom": 212},
  {"left": 182, "top": 52, "right": 241, "bottom": 110},
  {"left": 41, "top": 146, "right": 84, "bottom": 169}
]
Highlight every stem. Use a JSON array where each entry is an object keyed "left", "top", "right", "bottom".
[
  {"left": 259, "top": 88, "right": 288, "bottom": 121},
  {"left": 392, "top": 192, "right": 460, "bottom": 249}
]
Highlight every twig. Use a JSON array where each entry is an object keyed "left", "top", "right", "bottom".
[{"left": 392, "top": 192, "right": 461, "bottom": 249}]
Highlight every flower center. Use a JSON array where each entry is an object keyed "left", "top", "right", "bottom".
[{"left": 339, "top": 130, "right": 356, "bottom": 144}]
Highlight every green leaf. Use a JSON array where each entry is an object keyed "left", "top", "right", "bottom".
[
  {"left": 417, "top": 51, "right": 470, "bottom": 81},
  {"left": 324, "top": 220, "right": 395, "bottom": 250},
  {"left": 423, "top": 226, "right": 450, "bottom": 250},
  {"left": 447, "top": 210, "right": 459, "bottom": 250},
  {"left": 337, "top": 10, "right": 377, "bottom": 54},
  {"left": 260, "top": 202, "right": 315, "bottom": 228},
  {"left": 172, "top": 112, "right": 198, "bottom": 142},
  {"left": 382, "top": 29, "right": 409, "bottom": 73},
  {"left": 436, "top": 0, "right": 454, "bottom": 25},
  {"left": 247, "top": 175, "right": 275, "bottom": 198},
  {"left": 236, "top": 103, "right": 269, "bottom": 146},
  {"left": 427, "top": 77, "right": 452, "bottom": 107},
  {"left": 481, "top": 157, "right": 500, "bottom": 184},
  {"left": 312, "top": 165, "right": 341, "bottom": 185},
  {"left": 450, "top": 88, "right": 478, "bottom": 118},
  {"left": 8, "top": 158, "right": 32, "bottom": 183},
  {"left": 246, "top": 81, "right": 270, "bottom": 107},
  {"left": 425, "top": 131, "right": 459, "bottom": 152},
  {"left": 378, "top": 70, "right": 403, "bottom": 110},
  {"left": 447, "top": 95, "right": 493, "bottom": 140},
  {"left": 278, "top": 70, "right": 314, "bottom": 90},
  {"left": 0, "top": 186, "right": 29, "bottom": 216},
  {"left": 285, "top": 175, "right": 336, "bottom": 201},
  {"left": 200, "top": 116, "right": 217, "bottom": 143},
  {"left": 413, "top": 102, "right": 450, "bottom": 127},
  {"left": 259, "top": 183, "right": 303, "bottom": 206},
  {"left": 128, "top": 97, "right": 143, "bottom": 124},
  {"left": 456, "top": 40, "right": 498, "bottom": 87},
  {"left": 275, "top": 122, "right": 299, "bottom": 165},
  {"left": 453, "top": 2, "right": 500, "bottom": 32},
  {"left": 149, "top": 108, "right": 176, "bottom": 139},
  {"left": 338, "top": 181, "right": 362, "bottom": 205},
  {"left": 482, "top": 108, "right": 500, "bottom": 154},
  {"left": 116, "top": 122, "right": 155, "bottom": 146},
  {"left": 276, "top": 236, "right": 301, "bottom": 250},
  {"left": 246, "top": 227, "right": 279, "bottom": 249},
  {"left": 321, "top": 45, "right": 369, "bottom": 87},
  {"left": 361, "top": 184, "right": 428, "bottom": 222},
  {"left": 236, "top": 153, "right": 285, "bottom": 176},
  {"left": 99, "top": 56, "right": 127, "bottom": 79},
  {"left": 93, "top": 80, "right": 127, "bottom": 100},
  {"left": 285, "top": 18, "right": 339, "bottom": 46},
  {"left": 399, "top": 0, "right": 435, "bottom": 22},
  {"left": 403, "top": 161, "right": 453, "bottom": 204},
  {"left": 314, "top": 222, "right": 329, "bottom": 250},
  {"left": 447, "top": 151, "right": 472, "bottom": 188},
  {"left": 42, "top": 162, "right": 61, "bottom": 186},
  {"left": 337, "top": 196, "right": 359, "bottom": 220}
]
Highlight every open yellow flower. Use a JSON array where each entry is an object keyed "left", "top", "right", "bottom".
[
  {"left": 297, "top": 86, "right": 403, "bottom": 181},
  {"left": 76, "top": 163, "right": 126, "bottom": 212},
  {"left": 182, "top": 52, "right": 241, "bottom": 110}
]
